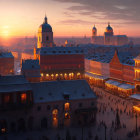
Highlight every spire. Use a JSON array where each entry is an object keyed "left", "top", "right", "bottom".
[
  {"left": 108, "top": 22, "right": 110, "bottom": 27},
  {"left": 44, "top": 14, "right": 48, "bottom": 23}
]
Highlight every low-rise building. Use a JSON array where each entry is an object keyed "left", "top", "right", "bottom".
[
  {"left": 21, "top": 59, "right": 40, "bottom": 82},
  {"left": 0, "top": 51, "right": 14, "bottom": 76}
]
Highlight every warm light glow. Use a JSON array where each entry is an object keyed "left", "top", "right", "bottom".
[
  {"left": 65, "top": 102, "right": 70, "bottom": 111},
  {"left": 21, "top": 93, "right": 27, "bottom": 103},
  {"left": 4, "top": 95, "right": 10, "bottom": 103}
]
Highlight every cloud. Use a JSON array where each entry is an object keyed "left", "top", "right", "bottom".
[{"left": 54, "top": 0, "right": 140, "bottom": 24}]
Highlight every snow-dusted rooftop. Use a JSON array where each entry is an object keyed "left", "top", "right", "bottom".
[
  {"left": 39, "top": 46, "right": 84, "bottom": 55},
  {"left": 22, "top": 59, "right": 40, "bottom": 70},
  {"left": 105, "top": 80, "right": 121, "bottom": 86},
  {"left": 130, "top": 94, "right": 140, "bottom": 100},
  {"left": 0, "top": 75, "right": 31, "bottom": 93},
  {"left": 85, "top": 72, "right": 108, "bottom": 80},
  {"left": 106, "top": 80, "right": 135, "bottom": 90},
  {"left": 0, "top": 51, "right": 13, "bottom": 58},
  {"left": 118, "top": 84, "right": 135, "bottom": 90},
  {"left": 31, "top": 80, "right": 97, "bottom": 103},
  {"left": 86, "top": 50, "right": 136, "bottom": 65}
]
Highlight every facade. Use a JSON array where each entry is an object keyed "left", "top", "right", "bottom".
[
  {"left": 21, "top": 59, "right": 40, "bottom": 82},
  {"left": 37, "top": 16, "right": 54, "bottom": 48},
  {"left": 38, "top": 47, "right": 85, "bottom": 81},
  {"left": 91, "top": 24, "right": 128, "bottom": 46},
  {"left": 0, "top": 78, "right": 97, "bottom": 133},
  {"left": 85, "top": 50, "right": 136, "bottom": 97},
  {"left": 134, "top": 55, "right": 140, "bottom": 92},
  {"left": 0, "top": 51, "right": 14, "bottom": 76}
]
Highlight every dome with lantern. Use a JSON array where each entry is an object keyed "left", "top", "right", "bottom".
[
  {"left": 105, "top": 23, "right": 113, "bottom": 33},
  {"left": 38, "top": 16, "right": 52, "bottom": 33}
]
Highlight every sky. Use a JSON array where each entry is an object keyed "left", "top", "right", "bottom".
[{"left": 0, "top": 0, "right": 140, "bottom": 38}]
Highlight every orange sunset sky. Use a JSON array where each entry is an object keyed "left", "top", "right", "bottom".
[{"left": 0, "top": 0, "right": 140, "bottom": 38}]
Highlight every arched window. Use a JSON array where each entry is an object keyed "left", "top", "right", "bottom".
[
  {"left": 46, "top": 36, "right": 49, "bottom": 41},
  {"left": 52, "top": 109, "right": 58, "bottom": 128},
  {"left": 41, "top": 118, "right": 47, "bottom": 129},
  {"left": 64, "top": 102, "right": 70, "bottom": 111}
]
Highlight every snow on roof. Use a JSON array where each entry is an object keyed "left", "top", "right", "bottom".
[
  {"left": 22, "top": 59, "right": 40, "bottom": 70},
  {"left": 0, "top": 75, "right": 29, "bottom": 85},
  {"left": 40, "top": 46, "right": 84, "bottom": 55},
  {"left": 0, "top": 75, "right": 31, "bottom": 93},
  {"left": 0, "top": 84, "right": 32, "bottom": 93},
  {"left": 0, "top": 51, "right": 13, "bottom": 58},
  {"left": 130, "top": 94, "right": 140, "bottom": 100},
  {"left": 105, "top": 80, "right": 121, "bottom": 86},
  {"left": 31, "top": 80, "right": 97, "bottom": 103},
  {"left": 85, "top": 72, "right": 108, "bottom": 80},
  {"left": 85, "top": 50, "right": 136, "bottom": 66},
  {"left": 118, "top": 83, "right": 135, "bottom": 90}
]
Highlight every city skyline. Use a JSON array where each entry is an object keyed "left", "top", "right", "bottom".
[{"left": 0, "top": 0, "right": 140, "bottom": 38}]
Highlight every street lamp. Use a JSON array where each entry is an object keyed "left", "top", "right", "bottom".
[{"left": 135, "top": 113, "right": 138, "bottom": 136}]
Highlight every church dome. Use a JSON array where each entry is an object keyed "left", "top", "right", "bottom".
[
  {"left": 105, "top": 23, "right": 113, "bottom": 33},
  {"left": 38, "top": 16, "right": 52, "bottom": 33},
  {"left": 92, "top": 25, "right": 97, "bottom": 31}
]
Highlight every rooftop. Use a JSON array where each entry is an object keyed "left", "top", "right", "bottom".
[
  {"left": 39, "top": 46, "right": 84, "bottom": 55},
  {"left": 0, "top": 51, "right": 13, "bottom": 58},
  {"left": 22, "top": 59, "right": 40, "bottom": 70},
  {"left": 31, "top": 80, "right": 97, "bottom": 103}
]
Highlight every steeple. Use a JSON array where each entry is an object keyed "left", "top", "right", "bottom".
[{"left": 44, "top": 14, "right": 48, "bottom": 24}]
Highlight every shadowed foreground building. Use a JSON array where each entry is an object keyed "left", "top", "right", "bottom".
[{"left": 0, "top": 75, "right": 97, "bottom": 133}]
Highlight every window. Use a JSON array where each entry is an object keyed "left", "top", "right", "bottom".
[
  {"left": 46, "top": 36, "right": 49, "bottom": 41},
  {"left": 64, "top": 102, "right": 70, "bottom": 111},
  {"left": 47, "top": 105, "right": 51, "bottom": 110},
  {"left": 37, "top": 106, "right": 41, "bottom": 111},
  {"left": 91, "top": 102, "right": 94, "bottom": 106},
  {"left": 21, "top": 93, "right": 27, "bottom": 103},
  {"left": 79, "top": 103, "right": 83, "bottom": 108},
  {"left": 4, "top": 95, "right": 10, "bottom": 104}
]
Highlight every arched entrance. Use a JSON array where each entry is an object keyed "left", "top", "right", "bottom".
[
  {"left": 17, "top": 118, "right": 26, "bottom": 132},
  {"left": 52, "top": 109, "right": 58, "bottom": 128},
  {"left": 28, "top": 116, "right": 34, "bottom": 130},
  {"left": 64, "top": 112, "right": 70, "bottom": 127},
  {"left": 41, "top": 118, "right": 48, "bottom": 129},
  {"left": 136, "top": 85, "right": 140, "bottom": 92},
  {"left": 0, "top": 120, "right": 7, "bottom": 134},
  {"left": 10, "top": 122, "right": 16, "bottom": 133}
]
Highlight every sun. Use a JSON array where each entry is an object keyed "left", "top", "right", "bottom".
[{"left": 2, "top": 26, "right": 10, "bottom": 38}]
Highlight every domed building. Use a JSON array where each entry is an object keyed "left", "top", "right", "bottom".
[
  {"left": 104, "top": 23, "right": 114, "bottom": 45},
  {"left": 105, "top": 23, "right": 114, "bottom": 36},
  {"left": 37, "top": 16, "right": 54, "bottom": 48},
  {"left": 91, "top": 23, "right": 128, "bottom": 46},
  {"left": 92, "top": 25, "right": 97, "bottom": 37}
]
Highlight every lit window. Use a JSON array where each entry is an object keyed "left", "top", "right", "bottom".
[
  {"left": 65, "top": 102, "right": 70, "bottom": 111},
  {"left": 4, "top": 95, "right": 10, "bottom": 104},
  {"left": 65, "top": 112, "right": 70, "bottom": 119},
  {"left": 21, "top": 93, "right": 27, "bottom": 103},
  {"left": 41, "top": 73, "right": 43, "bottom": 77}
]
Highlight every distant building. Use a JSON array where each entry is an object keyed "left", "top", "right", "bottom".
[
  {"left": 134, "top": 55, "right": 140, "bottom": 92},
  {"left": 37, "top": 16, "right": 54, "bottom": 48},
  {"left": 0, "top": 78, "right": 97, "bottom": 133},
  {"left": 38, "top": 47, "right": 85, "bottom": 81},
  {"left": 91, "top": 23, "right": 128, "bottom": 46},
  {"left": 85, "top": 50, "right": 136, "bottom": 97},
  {"left": 0, "top": 51, "right": 14, "bottom": 76},
  {"left": 21, "top": 59, "right": 40, "bottom": 82}
]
